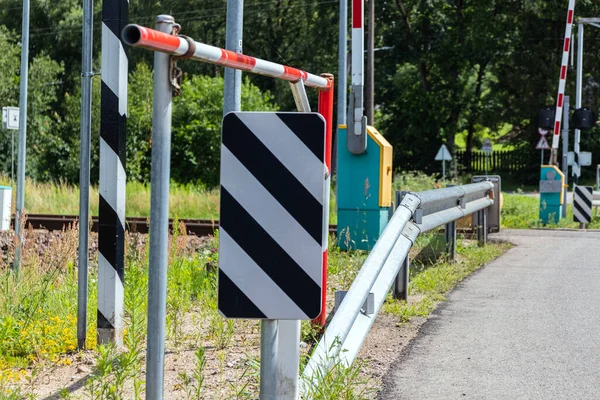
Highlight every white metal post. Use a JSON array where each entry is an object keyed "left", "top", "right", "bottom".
[
  {"left": 562, "top": 96, "right": 570, "bottom": 218},
  {"left": 77, "top": 0, "right": 94, "bottom": 350},
  {"left": 14, "top": 0, "right": 30, "bottom": 273},
  {"left": 574, "top": 23, "right": 583, "bottom": 182},
  {"left": 146, "top": 15, "right": 174, "bottom": 400},
  {"left": 347, "top": 0, "right": 366, "bottom": 154},
  {"left": 260, "top": 320, "right": 279, "bottom": 399}
]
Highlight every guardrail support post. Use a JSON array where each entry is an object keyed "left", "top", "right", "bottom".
[
  {"left": 393, "top": 255, "right": 409, "bottom": 301},
  {"left": 445, "top": 220, "right": 456, "bottom": 262},
  {"left": 477, "top": 208, "right": 488, "bottom": 246}
]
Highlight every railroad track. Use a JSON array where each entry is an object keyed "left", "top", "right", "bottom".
[
  {"left": 18, "top": 214, "right": 338, "bottom": 237},
  {"left": 19, "top": 214, "right": 477, "bottom": 238}
]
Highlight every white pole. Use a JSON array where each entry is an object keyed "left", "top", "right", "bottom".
[
  {"left": 574, "top": 23, "right": 583, "bottom": 182},
  {"left": 77, "top": 0, "right": 94, "bottom": 350},
  {"left": 146, "top": 15, "right": 174, "bottom": 400}
]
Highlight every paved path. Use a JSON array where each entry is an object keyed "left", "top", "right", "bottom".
[{"left": 381, "top": 229, "right": 600, "bottom": 399}]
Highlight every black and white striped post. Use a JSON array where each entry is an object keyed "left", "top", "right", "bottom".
[
  {"left": 574, "top": 185, "right": 593, "bottom": 229},
  {"left": 98, "top": 0, "right": 128, "bottom": 345}
]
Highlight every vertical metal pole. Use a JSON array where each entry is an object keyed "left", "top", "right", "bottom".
[
  {"left": 442, "top": 159, "right": 446, "bottom": 180},
  {"left": 316, "top": 75, "right": 335, "bottom": 327},
  {"left": 13, "top": 0, "right": 31, "bottom": 273},
  {"left": 77, "top": 0, "right": 94, "bottom": 350},
  {"left": 224, "top": 0, "right": 243, "bottom": 115},
  {"left": 541, "top": 149, "right": 544, "bottom": 166},
  {"left": 145, "top": 15, "right": 174, "bottom": 400},
  {"left": 393, "top": 255, "right": 409, "bottom": 301},
  {"left": 335, "top": 0, "right": 347, "bottom": 174},
  {"left": 11, "top": 130, "right": 14, "bottom": 188},
  {"left": 562, "top": 96, "right": 570, "bottom": 218},
  {"left": 364, "top": 0, "right": 374, "bottom": 124},
  {"left": 477, "top": 209, "right": 487, "bottom": 246},
  {"left": 482, "top": 208, "right": 488, "bottom": 244},
  {"left": 98, "top": 0, "right": 128, "bottom": 345},
  {"left": 574, "top": 23, "right": 583, "bottom": 183},
  {"left": 445, "top": 184, "right": 456, "bottom": 262},
  {"left": 260, "top": 320, "right": 279, "bottom": 399},
  {"left": 276, "top": 320, "right": 299, "bottom": 399}
]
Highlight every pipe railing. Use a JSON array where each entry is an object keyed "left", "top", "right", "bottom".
[
  {"left": 121, "top": 23, "right": 332, "bottom": 90},
  {"left": 302, "top": 180, "right": 495, "bottom": 391}
]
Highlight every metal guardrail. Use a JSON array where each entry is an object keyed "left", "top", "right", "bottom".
[{"left": 302, "top": 180, "right": 494, "bottom": 390}]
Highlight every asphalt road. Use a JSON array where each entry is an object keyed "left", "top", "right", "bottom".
[{"left": 381, "top": 229, "right": 600, "bottom": 399}]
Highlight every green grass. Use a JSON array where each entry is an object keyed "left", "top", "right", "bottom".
[
  {"left": 383, "top": 234, "right": 511, "bottom": 322},
  {"left": 501, "top": 193, "right": 600, "bottom": 229},
  {"left": 0, "top": 170, "right": 440, "bottom": 223}
]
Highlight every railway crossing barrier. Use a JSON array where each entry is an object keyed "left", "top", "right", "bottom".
[
  {"left": 122, "top": 15, "right": 334, "bottom": 399},
  {"left": 302, "top": 181, "right": 495, "bottom": 394}
]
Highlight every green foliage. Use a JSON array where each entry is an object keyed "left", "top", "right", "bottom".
[
  {"left": 300, "top": 339, "right": 375, "bottom": 400},
  {"left": 501, "top": 193, "right": 600, "bottom": 229},
  {"left": 171, "top": 75, "right": 277, "bottom": 186}
]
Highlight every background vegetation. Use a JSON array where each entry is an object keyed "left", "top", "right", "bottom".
[{"left": 0, "top": 0, "right": 599, "bottom": 187}]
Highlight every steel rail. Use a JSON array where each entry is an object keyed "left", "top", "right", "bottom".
[
  {"left": 15, "top": 214, "right": 338, "bottom": 237},
  {"left": 121, "top": 24, "right": 332, "bottom": 90},
  {"left": 302, "top": 181, "right": 495, "bottom": 392}
]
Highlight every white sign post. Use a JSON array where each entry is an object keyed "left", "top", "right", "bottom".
[
  {"left": 435, "top": 144, "right": 452, "bottom": 180},
  {"left": 481, "top": 138, "right": 493, "bottom": 175},
  {"left": 1, "top": 107, "right": 19, "bottom": 187}
]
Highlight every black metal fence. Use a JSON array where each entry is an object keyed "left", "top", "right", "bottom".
[{"left": 455, "top": 149, "right": 532, "bottom": 173}]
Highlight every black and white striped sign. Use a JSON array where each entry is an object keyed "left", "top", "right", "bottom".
[
  {"left": 218, "top": 112, "right": 326, "bottom": 319},
  {"left": 98, "top": 0, "right": 128, "bottom": 343},
  {"left": 573, "top": 185, "right": 593, "bottom": 223}
]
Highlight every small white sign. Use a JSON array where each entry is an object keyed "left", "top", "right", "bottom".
[
  {"left": 481, "top": 138, "right": 493, "bottom": 153},
  {"left": 434, "top": 144, "right": 452, "bottom": 161},
  {"left": 2, "top": 107, "right": 19, "bottom": 130},
  {"left": 568, "top": 151, "right": 592, "bottom": 167},
  {"left": 536, "top": 136, "right": 550, "bottom": 150},
  {"left": 538, "top": 128, "right": 548, "bottom": 136}
]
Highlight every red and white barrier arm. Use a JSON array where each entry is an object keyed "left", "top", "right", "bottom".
[
  {"left": 122, "top": 24, "right": 332, "bottom": 90},
  {"left": 551, "top": 0, "right": 576, "bottom": 150}
]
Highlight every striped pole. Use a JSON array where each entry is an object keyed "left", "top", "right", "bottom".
[
  {"left": 121, "top": 25, "right": 331, "bottom": 90},
  {"left": 98, "top": 0, "right": 128, "bottom": 345},
  {"left": 314, "top": 74, "right": 335, "bottom": 327},
  {"left": 550, "top": 0, "right": 576, "bottom": 162},
  {"left": 351, "top": 0, "right": 364, "bottom": 136}
]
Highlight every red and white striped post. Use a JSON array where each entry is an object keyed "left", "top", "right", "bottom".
[
  {"left": 550, "top": 0, "right": 576, "bottom": 164},
  {"left": 316, "top": 74, "right": 334, "bottom": 327}
]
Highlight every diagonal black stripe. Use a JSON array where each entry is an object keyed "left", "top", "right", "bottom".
[
  {"left": 575, "top": 188, "right": 593, "bottom": 208},
  {"left": 98, "top": 195, "right": 125, "bottom": 283},
  {"left": 97, "top": 310, "right": 114, "bottom": 329},
  {"left": 220, "top": 188, "right": 322, "bottom": 318},
  {"left": 573, "top": 201, "right": 591, "bottom": 222},
  {"left": 276, "top": 113, "right": 325, "bottom": 162},
  {"left": 218, "top": 270, "right": 267, "bottom": 319},
  {"left": 100, "top": 82, "right": 127, "bottom": 169},
  {"left": 222, "top": 113, "right": 323, "bottom": 244}
]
